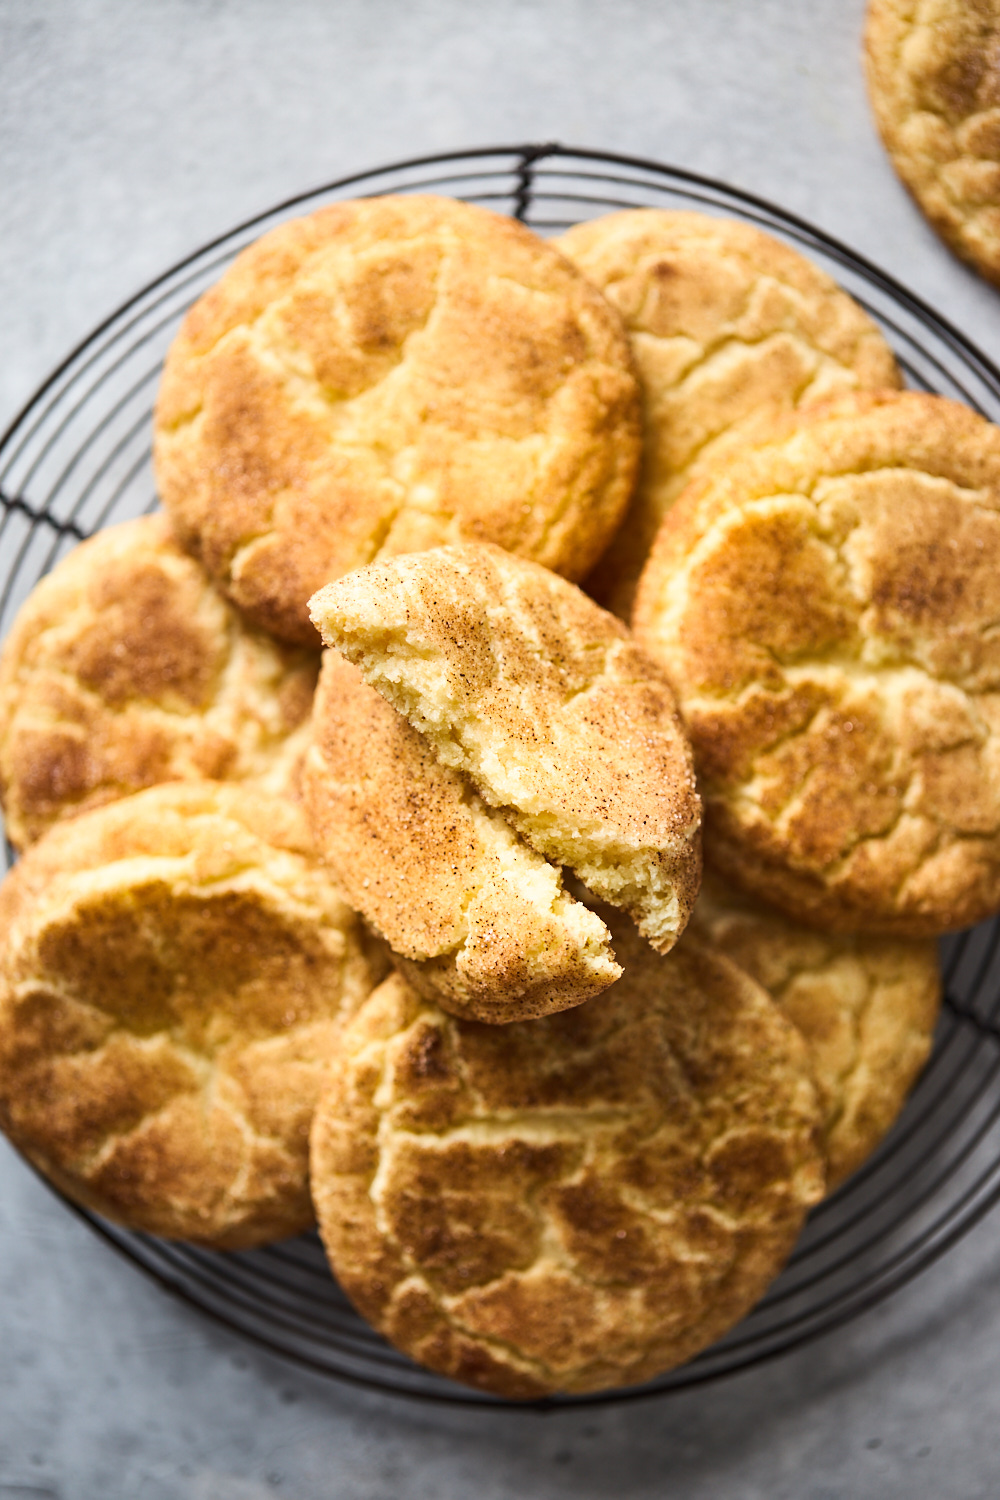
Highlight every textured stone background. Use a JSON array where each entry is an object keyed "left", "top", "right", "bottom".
[{"left": 2, "top": 2, "right": 999, "bottom": 1496}]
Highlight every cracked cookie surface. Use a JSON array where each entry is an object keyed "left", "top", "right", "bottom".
[
  {"left": 0, "top": 782, "right": 384, "bottom": 1248},
  {"left": 310, "top": 924, "right": 824, "bottom": 1398},
  {"left": 154, "top": 194, "right": 641, "bottom": 645},
  {"left": 634, "top": 390, "right": 1000, "bottom": 934},
  {"left": 309, "top": 543, "right": 702, "bottom": 955},
  {"left": 303, "top": 651, "right": 620, "bottom": 1023},
  {"left": 0, "top": 516, "right": 318, "bottom": 850},
  {"left": 866, "top": 0, "right": 1000, "bottom": 287},
  {"left": 690, "top": 870, "right": 941, "bottom": 1187},
  {"left": 556, "top": 210, "right": 900, "bottom": 617}
]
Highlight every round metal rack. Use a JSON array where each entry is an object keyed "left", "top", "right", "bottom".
[{"left": 3, "top": 143, "right": 1000, "bottom": 1408}]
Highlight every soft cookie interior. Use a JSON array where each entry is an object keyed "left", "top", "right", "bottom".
[{"left": 303, "top": 651, "right": 621, "bottom": 1024}]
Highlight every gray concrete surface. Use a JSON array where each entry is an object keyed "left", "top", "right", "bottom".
[{"left": 2, "top": 1, "right": 1000, "bottom": 1495}]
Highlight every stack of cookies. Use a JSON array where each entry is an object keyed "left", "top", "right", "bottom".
[{"left": 5, "top": 191, "right": 988, "bottom": 1399}]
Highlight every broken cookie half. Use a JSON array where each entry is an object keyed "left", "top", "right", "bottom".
[{"left": 305, "top": 544, "right": 702, "bottom": 1023}]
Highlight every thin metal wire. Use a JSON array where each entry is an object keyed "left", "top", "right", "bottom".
[
  {"left": 0, "top": 489, "right": 86, "bottom": 541},
  {"left": 3, "top": 143, "right": 1000, "bottom": 1408}
]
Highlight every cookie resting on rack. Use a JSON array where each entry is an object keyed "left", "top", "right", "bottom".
[
  {"left": 634, "top": 390, "right": 1000, "bottom": 936},
  {"left": 154, "top": 194, "right": 641, "bottom": 645},
  {"left": 309, "top": 921, "right": 825, "bottom": 1399},
  {"left": 556, "top": 208, "right": 900, "bottom": 617},
  {"left": 0, "top": 515, "right": 318, "bottom": 850},
  {"left": 0, "top": 782, "right": 384, "bottom": 1249}
]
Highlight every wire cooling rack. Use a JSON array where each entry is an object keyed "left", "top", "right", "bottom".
[{"left": 3, "top": 143, "right": 1000, "bottom": 1408}]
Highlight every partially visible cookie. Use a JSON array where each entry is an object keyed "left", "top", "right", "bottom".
[
  {"left": 303, "top": 651, "right": 621, "bottom": 1023},
  {"left": 310, "top": 927, "right": 824, "bottom": 1398},
  {"left": 690, "top": 870, "right": 941, "bottom": 1188},
  {"left": 0, "top": 782, "right": 383, "bottom": 1248},
  {"left": 865, "top": 0, "right": 1000, "bottom": 287},
  {"left": 556, "top": 209, "right": 900, "bottom": 616},
  {"left": 309, "top": 543, "right": 702, "bottom": 954},
  {"left": 154, "top": 194, "right": 641, "bottom": 645},
  {"left": 634, "top": 390, "right": 1000, "bottom": 935},
  {"left": 0, "top": 516, "right": 318, "bottom": 849}
]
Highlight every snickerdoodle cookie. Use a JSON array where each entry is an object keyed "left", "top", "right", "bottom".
[
  {"left": 556, "top": 210, "right": 900, "bottom": 616},
  {"left": 0, "top": 516, "right": 318, "bottom": 850},
  {"left": 154, "top": 194, "right": 641, "bottom": 645},
  {"left": 303, "top": 651, "right": 621, "bottom": 1023},
  {"left": 0, "top": 782, "right": 383, "bottom": 1248},
  {"left": 690, "top": 871, "right": 941, "bottom": 1187},
  {"left": 865, "top": 0, "right": 1000, "bottom": 287},
  {"left": 634, "top": 390, "right": 1000, "bottom": 936},
  {"left": 310, "top": 925, "right": 824, "bottom": 1397},
  {"left": 309, "top": 543, "right": 702, "bottom": 955}
]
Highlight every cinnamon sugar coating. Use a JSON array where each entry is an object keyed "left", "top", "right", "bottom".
[
  {"left": 0, "top": 516, "right": 317, "bottom": 849},
  {"left": 310, "top": 924, "right": 824, "bottom": 1397},
  {"left": 635, "top": 391, "right": 1000, "bottom": 934},
  {"left": 557, "top": 209, "right": 899, "bottom": 616},
  {"left": 309, "top": 543, "right": 702, "bottom": 955},
  {"left": 866, "top": 0, "right": 1000, "bottom": 287},
  {"left": 690, "top": 870, "right": 940, "bottom": 1187},
  {"left": 0, "top": 783, "right": 383, "bottom": 1248},
  {"left": 154, "top": 195, "right": 640, "bottom": 644},
  {"left": 303, "top": 651, "right": 620, "bottom": 1023}
]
